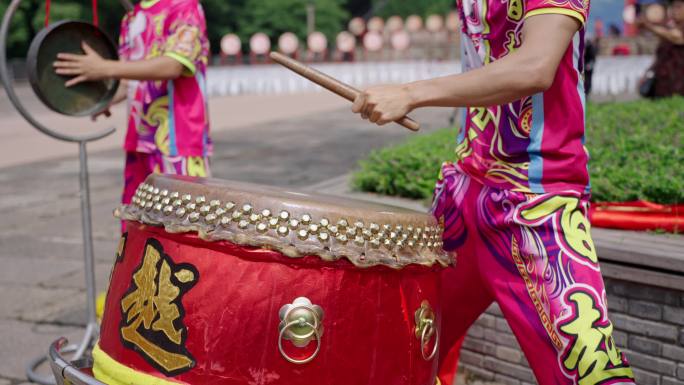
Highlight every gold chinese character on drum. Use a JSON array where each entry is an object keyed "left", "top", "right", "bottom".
[{"left": 119, "top": 239, "right": 197, "bottom": 375}]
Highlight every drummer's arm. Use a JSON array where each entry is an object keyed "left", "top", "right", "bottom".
[
  {"left": 353, "top": 14, "right": 581, "bottom": 124},
  {"left": 407, "top": 14, "right": 579, "bottom": 106},
  {"left": 639, "top": 21, "right": 684, "bottom": 45}
]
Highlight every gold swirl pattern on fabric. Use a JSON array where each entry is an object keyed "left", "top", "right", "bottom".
[{"left": 143, "top": 96, "right": 170, "bottom": 155}]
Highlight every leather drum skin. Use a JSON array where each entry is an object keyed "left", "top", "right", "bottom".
[{"left": 94, "top": 174, "right": 451, "bottom": 385}]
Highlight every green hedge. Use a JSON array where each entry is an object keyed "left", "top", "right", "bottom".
[
  {"left": 353, "top": 128, "right": 457, "bottom": 200},
  {"left": 352, "top": 97, "right": 684, "bottom": 204}
]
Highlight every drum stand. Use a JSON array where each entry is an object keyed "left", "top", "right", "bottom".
[{"left": 0, "top": 1, "right": 127, "bottom": 383}]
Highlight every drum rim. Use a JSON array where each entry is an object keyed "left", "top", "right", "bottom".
[
  {"left": 121, "top": 175, "right": 452, "bottom": 269},
  {"left": 27, "top": 20, "right": 120, "bottom": 117}
]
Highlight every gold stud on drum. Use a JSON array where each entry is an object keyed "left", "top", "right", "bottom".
[
  {"left": 278, "top": 297, "right": 324, "bottom": 364},
  {"left": 414, "top": 300, "right": 439, "bottom": 361}
]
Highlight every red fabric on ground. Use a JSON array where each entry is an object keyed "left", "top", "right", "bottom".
[{"left": 590, "top": 201, "right": 683, "bottom": 232}]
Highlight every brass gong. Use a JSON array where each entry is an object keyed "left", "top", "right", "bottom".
[{"left": 27, "top": 20, "right": 119, "bottom": 117}]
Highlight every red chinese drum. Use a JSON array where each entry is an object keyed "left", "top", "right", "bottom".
[{"left": 95, "top": 175, "right": 451, "bottom": 385}]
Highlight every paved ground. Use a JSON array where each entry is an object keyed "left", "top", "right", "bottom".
[
  {"left": 0, "top": 82, "right": 357, "bottom": 168},
  {"left": 0, "top": 87, "right": 457, "bottom": 384}
]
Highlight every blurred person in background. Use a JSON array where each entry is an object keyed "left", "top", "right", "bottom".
[
  {"left": 584, "top": 36, "right": 599, "bottom": 95},
  {"left": 639, "top": 0, "right": 684, "bottom": 97},
  {"left": 608, "top": 23, "right": 632, "bottom": 55},
  {"left": 608, "top": 23, "right": 622, "bottom": 37}
]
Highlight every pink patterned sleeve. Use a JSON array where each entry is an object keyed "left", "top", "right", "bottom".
[
  {"left": 525, "top": 0, "right": 590, "bottom": 24},
  {"left": 162, "top": 1, "right": 205, "bottom": 75}
]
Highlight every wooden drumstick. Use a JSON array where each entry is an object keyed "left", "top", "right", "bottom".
[{"left": 270, "top": 51, "right": 420, "bottom": 132}]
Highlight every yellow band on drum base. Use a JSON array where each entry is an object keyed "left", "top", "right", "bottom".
[
  {"left": 94, "top": 342, "right": 443, "bottom": 385},
  {"left": 92, "top": 343, "right": 184, "bottom": 385}
]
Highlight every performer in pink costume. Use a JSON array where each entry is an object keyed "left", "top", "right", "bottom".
[
  {"left": 54, "top": 0, "right": 212, "bottom": 211},
  {"left": 351, "top": 0, "right": 636, "bottom": 383}
]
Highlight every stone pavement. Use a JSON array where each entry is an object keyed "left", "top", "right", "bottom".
[
  {"left": 0, "top": 94, "right": 463, "bottom": 384},
  {"left": 0, "top": 83, "right": 350, "bottom": 168}
]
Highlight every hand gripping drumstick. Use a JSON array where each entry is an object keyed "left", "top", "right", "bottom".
[{"left": 269, "top": 52, "right": 420, "bottom": 132}]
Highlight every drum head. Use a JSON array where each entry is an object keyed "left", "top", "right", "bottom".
[
  {"left": 123, "top": 175, "right": 451, "bottom": 269},
  {"left": 27, "top": 20, "right": 119, "bottom": 117}
]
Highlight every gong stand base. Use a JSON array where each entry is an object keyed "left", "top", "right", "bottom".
[{"left": 26, "top": 142, "right": 102, "bottom": 385}]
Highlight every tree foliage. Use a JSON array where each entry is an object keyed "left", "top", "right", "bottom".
[
  {"left": 202, "top": 0, "right": 243, "bottom": 58},
  {"left": 1, "top": 0, "right": 458, "bottom": 58},
  {"left": 2, "top": 0, "right": 352, "bottom": 58},
  {"left": 236, "top": 0, "right": 349, "bottom": 49},
  {"left": 2, "top": 0, "right": 125, "bottom": 59},
  {"left": 371, "top": 0, "right": 454, "bottom": 18}
]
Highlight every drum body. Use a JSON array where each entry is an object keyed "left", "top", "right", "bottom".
[{"left": 95, "top": 175, "right": 450, "bottom": 385}]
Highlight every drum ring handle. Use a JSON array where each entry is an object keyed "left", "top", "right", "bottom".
[
  {"left": 278, "top": 318, "right": 322, "bottom": 364},
  {"left": 420, "top": 319, "right": 439, "bottom": 361},
  {"left": 415, "top": 300, "right": 438, "bottom": 361}
]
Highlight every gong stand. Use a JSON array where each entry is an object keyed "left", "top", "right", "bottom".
[{"left": 0, "top": 0, "right": 130, "bottom": 383}]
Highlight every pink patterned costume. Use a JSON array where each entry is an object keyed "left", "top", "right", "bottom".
[
  {"left": 118, "top": 0, "right": 212, "bottom": 206},
  {"left": 433, "top": 0, "right": 635, "bottom": 384}
]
